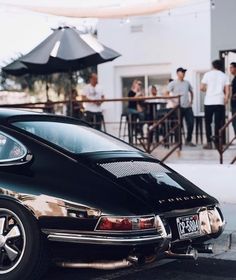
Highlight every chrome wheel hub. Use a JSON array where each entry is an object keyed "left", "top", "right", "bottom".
[{"left": 0, "top": 209, "right": 26, "bottom": 274}]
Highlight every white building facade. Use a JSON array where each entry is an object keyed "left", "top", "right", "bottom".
[{"left": 97, "top": 0, "right": 236, "bottom": 128}]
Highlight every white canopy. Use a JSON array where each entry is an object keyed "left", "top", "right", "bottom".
[{"left": 0, "top": 0, "right": 188, "bottom": 18}]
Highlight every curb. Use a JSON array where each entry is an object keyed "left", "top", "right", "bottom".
[
  {"left": 200, "top": 231, "right": 236, "bottom": 261},
  {"left": 213, "top": 231, "right": 236, "bottom": 251}
]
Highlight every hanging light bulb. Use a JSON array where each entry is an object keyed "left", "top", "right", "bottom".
[
  {"left": 120, "top": 17, "right": 130, "bottom": 25},
  {"left": 211, "top": 0, "right": 216, "bottom": 9},
  {"left": 125, "top": 17, "right": 130, "bottom": 24}
]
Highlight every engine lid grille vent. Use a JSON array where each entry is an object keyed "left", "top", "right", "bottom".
[{"left": 98, "top": 161, "right": 169, "bottom": 178}]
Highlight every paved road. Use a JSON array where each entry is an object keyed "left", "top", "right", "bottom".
[{"left": 43, "top": 258, "right": 236, "bottom": 280}]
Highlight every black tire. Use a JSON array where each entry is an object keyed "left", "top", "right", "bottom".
[{"left": 0, "top": 199, "right": 49, "bottom": 280}]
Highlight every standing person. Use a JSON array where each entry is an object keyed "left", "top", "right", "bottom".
[
  {"left": 127, "top": 79, "right": 145, "bottom": 136},
  {"left": 166, "top": 79, "right": 175, "bottom": 109},
  {"left": 127, "top": 79, "right": 139, "bottom": 114},
  {"left": 145, "top": 85, "right": 158, "bottom": 121},
  {"left": 200, "top": 60, "right": 230, "bottom": 149},
  {"left": 67, "top": 88, "right": 83, "bottom": 119},
  {"left": 127, "top": 80, "right": 145, "bottom": 115},
  {"left": 230, "top": 62, "right": 236, "bottom": 136},
  {"left": 166, "top": 67, "right": 195, "bottom": 147},
  {"left": 150, "top": 85, "right": 158, "bottom": 97},
  {"left": 82, "top": 73, "right": 105, "bottom": 130},
  {"left": 146, "top": 85, "right": 158, "bottom": 143}
]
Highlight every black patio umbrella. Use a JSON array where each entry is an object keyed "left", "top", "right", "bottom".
[
  {"left": 2, "top": 60, "right": 29, "bottom": 76},
  {"left": 2, "top": 60, "right": 51, "bottom": 101},
  {"left": 17, "top": 26, "right": 121, "bottom": 114},
  {"left": 19, "top": 26, "right": 121, "bottom": 73}
]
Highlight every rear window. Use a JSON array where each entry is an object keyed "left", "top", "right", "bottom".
[{"left": 12, "top": 121, "right": 135, "bottom": 154}]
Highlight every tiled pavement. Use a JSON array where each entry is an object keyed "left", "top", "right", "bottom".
[{"left": 151, "top": 143, "right": 236, "bottom": 165}]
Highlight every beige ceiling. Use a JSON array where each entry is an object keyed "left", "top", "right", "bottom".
[{"left": 0, "top": 0, "right": 189, "bottom": 18}]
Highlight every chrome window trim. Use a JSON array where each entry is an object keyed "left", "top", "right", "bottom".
[{"left": 0, "top": 131, "right": 28, "bottom": 164}]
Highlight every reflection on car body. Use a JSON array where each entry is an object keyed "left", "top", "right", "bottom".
[{"left": 0, "top": 109, "right": 225, "bottom": 280}]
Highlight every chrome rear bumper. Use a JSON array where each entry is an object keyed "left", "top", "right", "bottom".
[{"left": 46, "top": 231, "right": 166, "bottom": 246}]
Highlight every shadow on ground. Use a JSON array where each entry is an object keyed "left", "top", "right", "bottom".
[{"left": 43, "top": 258, "right": 236, "bottom": 280}]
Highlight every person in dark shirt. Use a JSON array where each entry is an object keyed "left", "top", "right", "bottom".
[
  {"left": 230, "top": 62, "right": 236, "bottom": 135},
  {"left": 68, "top": 88, "right": 83, "bottom": 119},
  {"left": 127, "top": 79, "right": 145, "bottom": 136},
  {"left": 127, "top": 80, "right": 145, "bottom": 112},
  {"left": 128, "top": 80, "right": 137, "bottom": 111}
]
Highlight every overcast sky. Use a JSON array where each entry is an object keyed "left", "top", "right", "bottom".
[{"left": 0, "top": 6, "right": 97, "bottom": 67}]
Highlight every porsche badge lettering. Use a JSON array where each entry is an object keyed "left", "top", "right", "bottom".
[{"left": 158, "top": 195, "right": 208, "bottom": 205}]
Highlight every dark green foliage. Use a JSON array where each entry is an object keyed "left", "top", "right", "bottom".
[{"left": 1, "top": 55, "right": 97, "bottom": 99}]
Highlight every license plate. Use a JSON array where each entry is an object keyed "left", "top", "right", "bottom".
[{"left": 176, "top": 214, "right": 200, "bottom": 239}]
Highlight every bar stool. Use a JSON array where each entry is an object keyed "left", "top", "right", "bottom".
[
  {"left": 100, "top": 114, "right": 106, "bottom": 132},
  {"left": 91, "top": 113, "right": 106, "bottom": 131},
  {"left": 195, "top": 115, "right": 204, "bottom": 144},
  {"left": 84, "top": 112, "right": 106, "bottom": 132},
  {"left": 127, "top": 112, "right": 140, "bottom": 145},
  {"left": 119, "top": 112, "right": 128, "bottom": 139}
]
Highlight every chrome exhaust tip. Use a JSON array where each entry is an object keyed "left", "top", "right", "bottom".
[
  {"left": 165, "top": 248, "right": 198, "bottom": 260},
  {"left": 193, "top": 243, "right": 213, "bottom": 254},
  {"left": 127, "top": 255, "right": 139, "bottom": 264}
]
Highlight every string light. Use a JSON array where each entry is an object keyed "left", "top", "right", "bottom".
[
  {"left": 117, "top": 0, "right": 211, "bottom": 24},
  {"left": 125, "top": 17, "right": 131, "bottom": 24},
  {"left": 211, "top": 0, "right": 216, "bottom": 9},
  {"left": 120, "top": 17, "right": 131, "bottom": 25},
  {"left": 132, "top": 8, "right": 209, "bottom": 23},
  {"left": 118, "top": 0, "right": 212, "bottom": 25}
]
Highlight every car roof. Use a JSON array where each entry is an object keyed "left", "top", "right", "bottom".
[
  {"left": 0, "top": 108, "right": 87, "bottom": 125},
  {"left": 0, "top": 108, "right": 41, "bottom": 120}
]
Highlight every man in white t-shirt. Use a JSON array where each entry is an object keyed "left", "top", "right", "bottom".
[
  {"left": 200, "top": 60, "right": 230, "bottom": 149},
  {"left": 82, "top": 73, "right": 105, "bottom": 130}
]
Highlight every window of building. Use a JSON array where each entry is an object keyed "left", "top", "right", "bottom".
[
  {"left": 121, "top": 74, "right": 171, "bottom": 111},
  {"left": 122, "top": 74, "right": 171, "bottom": 98},
  {"left": 147, "top": 74, "right": 171, "bottom": 96},
  {"left": 122, "top": 76, "right": 145, "bottom": 98}
]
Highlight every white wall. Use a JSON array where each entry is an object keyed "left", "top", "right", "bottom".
[
  {"left": 211, "top": 0, "right": 236, "bottom": 60},
  {"left": 97, "top": 0, "right": 211, "bottom": 125},
  {"left": 211, "top": 0, "right": 236, "bottom": 140}
]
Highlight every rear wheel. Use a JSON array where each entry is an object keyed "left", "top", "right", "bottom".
[{"left": 0, "top": 200, "right": 49, "bottom": 280}]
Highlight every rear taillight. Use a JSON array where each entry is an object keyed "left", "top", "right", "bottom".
[
  {"left": 96, "top": 216, "right": 155, "bottom": 231},
  {"left": 140, "top": 217, "right": 154, "bottom": 230}
]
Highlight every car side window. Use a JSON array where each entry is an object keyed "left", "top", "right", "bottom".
[{"left": 0, "top": 132, "right": 26, "bottom": 162}]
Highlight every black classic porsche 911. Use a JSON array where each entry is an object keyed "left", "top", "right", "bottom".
[{"left": 0, "top": 109, "right": 224, "bottom": 280}]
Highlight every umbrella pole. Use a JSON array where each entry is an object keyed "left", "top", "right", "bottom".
[
  {"left": 69, "top": 71, "right": 73, "bottom": 117},
  {"left": 46, "top": 75, "right": 49, "bottom": 102}
]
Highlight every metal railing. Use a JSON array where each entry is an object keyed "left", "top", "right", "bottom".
[
  {"left": 218, "top": 112, "right": 236, "bottom": 164},
  {"left": 139, "top": 104, "right": 182, "bottom": 161}
]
